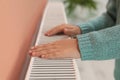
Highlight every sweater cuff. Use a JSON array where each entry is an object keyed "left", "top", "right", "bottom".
[
  {"left": 77, "top": 23, "right": 94, "bottom": 34},
  {"left": 77, "top": 34, "right": 95, "bottom": 60}
]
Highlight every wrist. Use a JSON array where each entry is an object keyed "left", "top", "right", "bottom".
[
  {"left": 76, "top": 25, "right": 82, "bottom": 34},
  {"left": 74, "top": 39, "right": 81, "bottom": 58}
]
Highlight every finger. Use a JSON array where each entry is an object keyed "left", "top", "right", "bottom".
[
  {"left": 31, "top": 45, "right": 57, "bottom": 53},
  {"left": 30, "top": 46, "right": 36, "bottom": 50},
  {"left": 31, "top": 51, "right": 48, "bottom": 57},
  {"left": 41, "top": 50, "right": 67, "bottom": 59},
  {"left": 41, "top": 52, "right": 58, "bottom": 59},
  {"left": 45, "top": 27, "right": 63, "bottom": 36},
  {"left": 30, "top": 45, "right": 41, "bottom": 50},
  {"left": 30, "top": 43, "right": 54, "bottom": 51},
  {"left": 32, "top": 47, "right": 58, "bottom": 55},
  {"left": 31, "top": 48, "right": 59, "bottom": 57},
  {"left": 45, "top": 25, "right": 64, "bottom": 36}
]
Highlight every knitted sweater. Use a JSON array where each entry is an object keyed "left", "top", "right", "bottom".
[{"left": 77, "top": 0, "right": 120, "bottom": 80}]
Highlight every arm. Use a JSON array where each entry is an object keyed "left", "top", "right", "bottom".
[
  {"left": 77, "top": 25, "right": 120, "bottom": 60},
  {"left": 29, "top": 0, "right": 118, "bottom": 60},
  {"left": 77, "top": 0, "right": 117, "bottom": 34}
]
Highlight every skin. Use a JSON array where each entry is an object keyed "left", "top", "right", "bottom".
[{"left": 29, "top": 24, "right": 82, "bottom": 59}]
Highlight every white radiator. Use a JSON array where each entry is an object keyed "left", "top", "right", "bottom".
[{"left": 25, "top": 2, "right": 81, "bottom": 80}]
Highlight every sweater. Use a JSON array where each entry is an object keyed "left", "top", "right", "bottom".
[{"left": 77, "top": 0, "right": 120, "bottom": 80}]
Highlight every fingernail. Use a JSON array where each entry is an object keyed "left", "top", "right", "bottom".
[
  {"left": 47, "top": 33, "right": 50, "bottom": 36},
  {"left": 41, "top": 55, "right": 45, "bottom": 58},
  {"left": 31, "top": 46, "right": 35, "bottom": 49},
  {"left": 29, "top": 50, "right": 32, "bottom": 53},
  {"left": 64, "top": 28, "right": 68, "bottom": 31},
  {"left": 32, "top": 52, "right": 36, "bottom": 56}
]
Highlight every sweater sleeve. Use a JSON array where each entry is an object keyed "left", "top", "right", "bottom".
[
  {"left": 77, "top": 25, "right": 120, "bottom": 60},
  {"left": 77, "top": 0, "right": 116, "bottom": 34}
]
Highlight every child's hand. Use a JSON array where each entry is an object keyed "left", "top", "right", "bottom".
[
  {"left": 29, "top": 39, "right": 80, "bottom": 59},
  {"left": 45, "top": 24, "right": 81, "bottom": 36}
]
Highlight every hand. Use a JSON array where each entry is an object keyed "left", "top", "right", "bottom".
[
  {"left": 45, "top": 24, "right": 81, "bottom": 36},
  {"left": 29, "top": 39, "right": 80, "bottom": 59}
]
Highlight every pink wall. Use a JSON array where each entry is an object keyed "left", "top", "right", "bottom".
[{"left": 0, "top": 0, "right": 47, "bottom": 80}]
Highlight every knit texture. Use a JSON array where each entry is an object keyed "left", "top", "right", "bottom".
[{"left": 77, "top": 0, "right": 120, "bottom": 80}]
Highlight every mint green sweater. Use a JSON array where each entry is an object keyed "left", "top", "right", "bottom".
[{"left": 77, "top": 0, "right": 120, "bottom": 80}]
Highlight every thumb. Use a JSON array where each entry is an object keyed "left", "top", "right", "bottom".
[{"left": 63, "top": 28, "right": 75, "bottom": 35}]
